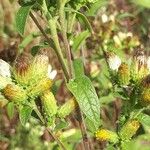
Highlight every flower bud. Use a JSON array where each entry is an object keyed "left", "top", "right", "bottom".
[
  {"left": 140, "top": 88, "right": 150, "bottom": 106},
  {"left": 106, "top": 52, "right": 121, "bottom": 71},
  {"left": 139, "top": 75, "right": 150, "bottom": 106},
  {"left": 95, "top": 129, "right": 119, "bottom": 143},
  {"left": 58, "top": 97, "right": 77, "bottom": 118},
  {"left": 41, "top": 91, "right": 58, "bottom": 117},
  {"left": 120, "top": 120, "right": 140, "bottom": 140},
  {"left": 31, "top": 54, "right": 49, "bottom": 84},
  {"left": 130, "top": 50, "right": 148, "bottom": 82},
  {"left": 13, "top": 53, "right": 32, "bottom": 86},
  {"left": 3, "top": 84, "right": 27, "bottom": 102},
  {"left": 0, "top": 94, "right": 8, "bottom": 107},
  {"left": 118, "top": 63, "right": 130, "bottom": 86},
  {"left": 28, "top": 78, "right": 52, "bottom": 98}
]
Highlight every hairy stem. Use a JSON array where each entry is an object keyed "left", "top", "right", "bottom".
[
  {"left": 75, "top": 106, "right": 91, "bottom": 150},
  {"left": 46, "top": 128, "right": 67, "bottom": 150},
  {"left": 32, "top": 102, "right": 67, "bottom": 150},
  {"left": 59, "top": 2, "right": 73, "bottom": 78},
  {"left": 30, "top": 12, "right": 70, "bottom": 81}
]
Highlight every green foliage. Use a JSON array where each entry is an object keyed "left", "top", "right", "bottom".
[
  {"left": 131, "top": 0, "right": 150, "bottom": 8},
  {"left": 1, "top": 0, "right": 150, "bottom": 149},
  {"left": 67, "top": 75, "right": 100, "bottom": 131},
  {"left": 6, "top": 102, "right": 15, "bottom": 119},
  {"left": 19, "top": 105, "right": 33, "bottom": 126},
  {"left": 72, "top": 30, "right": 90, "bottom": 51},
  {"left": 16, "top": 5, "right": 32, "bottom": 36}
]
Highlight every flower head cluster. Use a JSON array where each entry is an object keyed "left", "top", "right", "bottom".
[
  {"left": 107, "top": 49, "right": 150, "bottom": 86},
  {"left": 0, "top": 53, "right": 57, "bottom": 107}
]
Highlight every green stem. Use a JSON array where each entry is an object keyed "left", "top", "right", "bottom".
[
  {"left": 48, "top": 18, "right": 70, "bottom": 81},
  {"left": 58, "top": 1, "right": 73, "bottom": 78},
  {"left": 30, "top": 12, "right": 69, "bottom": 81},
  {"left": 67, "top": 12, "right": 76, "bottom": 33},
  {"left": 31, "top": 101, "right": 67, "bottom": 150},
  {"left": 46, "top": 128, "right": 67, "bottom": 150}
]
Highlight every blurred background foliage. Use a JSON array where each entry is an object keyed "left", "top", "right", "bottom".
[{"left": 0, "top": 0, "right": 150, "bottom": 149}]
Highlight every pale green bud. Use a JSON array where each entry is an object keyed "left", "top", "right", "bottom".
[
  {"left": 41, "top": 91, "right": 58, "bottom": 117},
  {"left": 58, "top": 97, "right": 77, "bottom": 118},
  {"left": 120, "top": 120, "right": 140, "bottom": 140}
]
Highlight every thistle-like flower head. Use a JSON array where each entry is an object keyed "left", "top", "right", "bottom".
[
  {"left": 95, "top": 129, "right": 118, "bottom": 143},
  {"left": 106, "top": 52, "right": 121, "bottom": 71}
]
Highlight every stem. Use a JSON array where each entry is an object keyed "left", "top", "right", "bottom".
[
  {"left": 32, "top": 101, "right": 67, "bottom": 150},
  {"left": 30, "top": 12, "right": 70, "bottom": 81},
  {"left": 67, "top": 13, "right": 76, "bottom": 33},
  {"left": 46, "top": 128, "right": 67, "bottom": 150},
  {"left": 30, "top": 7, "right": 90, "bottom": 150},
  {"left": 59, "top": 2, "right": 73, "bottom": 78},
  {"left": 75, "top": 106, "right": 91, "bottom": 150}
]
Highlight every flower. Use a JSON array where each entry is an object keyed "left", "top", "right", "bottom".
[
  {"left": 130, "top": 49, "right": 148, "bottom": 82},
  {"left": 118, "top": 63, "right": 130, "bottom": 86},
  {"left": 47, "top": 65, "right": 57, "bottom": 80},
  {"left": 101, "top": 14, "right": 108, "bottom": 23},
  {"left": 95, "top": 129, "right": 118, "bottom": 143},
  {"left": 13, "top": 53, "right": 32, "bottom": 86},
  {"left": 106, "top": 52, "right": 121, "bottom": 71},
  {"left": 27, "top": 78, "right": 52, "bottom": 98},
  {"left": 3, "top": 84, "right": 27, "bottom": 102},
  {"left": 41, "top": 91, "right": 58, "bottom": 117},
  {"left": 0, "top": 59, "right": 11, "bottom": 78},
  {"left": 120, "top": 120, "right": 140, "bottom": 140}
]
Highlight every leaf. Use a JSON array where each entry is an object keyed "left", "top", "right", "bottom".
[
  {"left": 6, "top": 102, "right": 14, "bottom": 119},
  {"left": 19, "top": 105, "right": 33, "bottom": 126},
  {"left": 137, "top": 113, "right": 150, "bottom": 127},
  {"left": 131, "top": 0, "right": 150, "bottom": 8},
  {"left": 65, "top": 8, "right": 93, "bottom": 32},
  {"left": 55, "top": 119, "right": 69, "bottom": 131},
  {"left": 72, "top": 30, "right": 90, "bottom": 51},
  {"left": 16, "top": 5, "right": 32, "bottom": 36},
  {"left": 31, "top": 44, "right": 49, "bottom": 56},
  {"left": 19, "top": 32, "right": 40, "bottom": 53},
  {"left": 86, "top": 0, "right": 108, "bottom": 16},
  {"left": 67, "top": 75, "right": 100, "bottom": 131},
  {"left": 73, "top": 58, "right": 84, "bottom": 77}
]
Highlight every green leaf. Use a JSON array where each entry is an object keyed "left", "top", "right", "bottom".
[
  {"left": 6, "top": 102, "right": 14, "bottom": 119},
  {"left": 19, "top": 105, "right": 33, "bottom": 126},
  {"left": 131, "top": 0, "right": 150, "bottom": 8},
  {"left": 73, "top": 58, "right": 84, "bottom": 77},
  {"left": 67, "top": 75, "right": 100, "bottom": 131},
  {"left": 65, "top": 8, "right": 93, "bottom": 32},
  {"left": 137, "top": 113, "right": 150, "bottom": 127},
  {"left": 86, "top": 0, "right": 108, "bottom": 16},
  {"left": 31, "top": 44, "right": 49, "bottom": 56},
  {"left": 19, "top": 32, "right": 40, "bottom": 53},
  {"left": 72, "top": 30, "right": 90, "bottom": 51},
  {"left": 16, "top": 5, "right": 32, "bottom": 36},
  {"left": 55, "top": 119, "right": 69, "bottom": 131}
]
